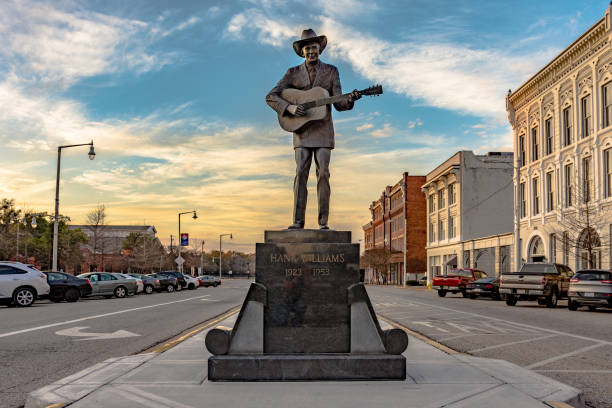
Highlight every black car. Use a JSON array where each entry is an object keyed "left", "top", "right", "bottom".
[
  {"left": 159, "top": 271, "right": 187, "bottom": 289},
  {"left": 148, "top": 273, "right": 179, "bottom": 292},
  {"left": 466, "top": 277, "right": 501, "bottom": 300},
  {"left": 44, "top": 271, "right": 92, "bottom": 302}
]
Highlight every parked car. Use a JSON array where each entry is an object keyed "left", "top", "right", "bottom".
[
  {"left": 114, "top": 273, "right": 143, "bottom": 294},
  {"left": 159, "top": 271, "right": 187, "bottom": 290},
  {"left": 568, "top": 269, "right": 612, "bottom": 311},
  {"left": 77, "top": 272, "right": 137, "bottom": 298},
  {"left": 432, "top": 268, "right": 487, "bottom": 297},
  {"left": 418, "top": 275, "right": 428, "bottom": 286},
  {"left": 44, "top": 271, "right": 92, "bottom": 302},
  {"left": 466, "top": 277, "right": 501, "bottom": 300},
  {"left": 0, "top": 261, "right": 50, "bottom": 307},
  {"left": 147, "top": 273, "right": 179, "bottom": 292},
  {"left": 200, "top": 275, "right": 221, "bottom": 287},
  {"left": 499, "top": 262, "right": 573, "bottom": 308},
  {"left": 127, "top": 273, "right": 160, "bottom": 294},
  {"left": 183, "top": 275, "right": 200, "bottom": 290}
]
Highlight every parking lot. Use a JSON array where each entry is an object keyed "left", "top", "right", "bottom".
[
  {"left": 368, "top": 285, "right": 612, "bottom": 408},
  {"left": 0, "top": 279, "right": 250, "bottom": 408}
]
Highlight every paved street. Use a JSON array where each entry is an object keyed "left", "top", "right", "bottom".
[
  {"left": 0, "top": 279, "right": 250, "bottom": 408},
  {"left": 367, "top": 285, "right": 612, "bottom": 408}
]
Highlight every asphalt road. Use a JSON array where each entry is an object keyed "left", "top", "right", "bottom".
[
  {"left": 367, "top": 285, "right": 612, "bottom": 408},
  {"left": 0, "top": 279, "right": 250, "bottom": 408}
]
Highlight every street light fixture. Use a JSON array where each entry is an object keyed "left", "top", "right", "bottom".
[
  {"left": 52, "top": 140, "right": 95, "bottom": 272},
  {"left": 219, "top": 233, "right": 232, "bottom": 280},
  {"left": 177, "top": 210, "right": 198, "bottom": 274}
]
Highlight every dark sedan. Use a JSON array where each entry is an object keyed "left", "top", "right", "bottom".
[
  {"left": 148, "top": 273, "right": 179, "bottom": 292},
  {"left": 44, "top": 272, "right": 92, "bottom": 302},
  {"left": 466, "top": 277, "right": 501, "bottom": 300},
  {"left": 159, "top": 271, "right": 187, "bottom": 289}
]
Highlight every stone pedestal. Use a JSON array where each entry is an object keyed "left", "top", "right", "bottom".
[{"left": 206, "top": 230, "right": 407, "bottom": 381}]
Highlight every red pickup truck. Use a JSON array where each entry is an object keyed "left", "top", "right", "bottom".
[{"left": 432, "top": 268, "right": 488, "bottom": 298}]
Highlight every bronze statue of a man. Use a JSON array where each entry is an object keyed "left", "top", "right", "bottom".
[{"left": 266, "top": 29, "right": 360, "bottom": 230}]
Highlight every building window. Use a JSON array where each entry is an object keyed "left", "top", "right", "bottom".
[
  {"left": 448, "top": 183, "right": 456, "bottom": 205},
  {"left": 519, "top": 135, "right": 526, "bottom": 166},
  {"left": 545, "top": 118, "right": 553, "bottom": 155},
  {"left": 428, "top": 194, "right": 435, "bottom": 213},
  {"left": 533, "top": 177, "right": 540, "bottom": 215},
  {"left": 429, "top": 222, "right": 435, "bottom": 243},
  {"left": 550, "top": 233, "right": 556, "bottom": 263},
  {"left": 563, "top": 231, "right": 569, "bottom": 265},
  {"left": 438, "top": 189, "right": 445, "bottom": 209},
  {"left": 605, "top": 148, "right": 612, "bottom": 198},
  {"left": 463, "top": 250, "right": 470, "bottom": 267},
  {"left": 438, "top": 220, "right": 445, "bottom": 240},
  {"left": 582, "top": 157, "right": 593, "bottom": 203},
  {"left": 603, "top": 82, "right": 612, "bottom": 128},
  {"left": 565, "top": 163, "right": 574, "bottom": 207},
  {"left": 531, "top": 127, "right": 539, "bottom": 161},
  {"left": 581, "top": 95, "right": 591, "bottom": 138},
  {"left": 563, "top": 107, "right": 573, "bottom": 146},
  {"left": 430, "top": 255, "right": 441, "bottom": 276},
  {"left": 520, "top": 182, "right": 526, "bottom": 218},
  {"left": 449, "top": 216, "right": 456, "bottom": 238},
  {"left": 546, "top": 171, "right": 554, "bottom": 212}
]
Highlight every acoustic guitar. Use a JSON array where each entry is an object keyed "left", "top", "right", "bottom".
[{"left": 278, "top": 85, "right": 383, "bottom": 132}]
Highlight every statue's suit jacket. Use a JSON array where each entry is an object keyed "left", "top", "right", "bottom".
[{"left": 266, "top": 61, "right": 354, "bottom": 149}]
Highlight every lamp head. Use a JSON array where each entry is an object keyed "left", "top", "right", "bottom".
[
  {"left": 192, "top": 211, "right": 198, "bottom": 219},
  {"left": 88, "top": 142, "right": 96, "bottom": 160},
  {"left": 230, "top": 233, "right": 233, "bottom": 239},
  {"left": 31, "top": 217, "right": 37, "bottom": 228}
]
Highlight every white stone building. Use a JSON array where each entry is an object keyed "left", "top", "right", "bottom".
[
  {"left": 507, "top": 4, "right": 612, "bottom": 271},
  {"left": 423, "top": 151, "right": 515, "bottom": 282}
]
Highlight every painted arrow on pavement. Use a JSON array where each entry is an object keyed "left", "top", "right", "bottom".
[{"left": 55, "top": 326, "right": 140, "bottom": 341}]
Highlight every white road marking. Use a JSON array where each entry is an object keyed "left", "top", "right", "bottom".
[
  {"left": 469, "top": 334, "right": 557, "bottom": 353},
  {"left": 200, "top": 299, "right": 220, "bottom": 302},
  {"left": 55, "top": 326, "right": 140, "bottom": 341},
  {"left": 525, "top": 343, "right": 607, "bottom": 369},
  {"left": 446, "top": 322, "right": 484, "bottom": 333},
  {"left": 535, "top": 369, "right": 612, "bottom": 373},
  {"left": 394, "top": 297, "right": 612, "bottom": 346},
  {"left": 0, "top": 294, "right": 211, "bottom": 339},
  {"left": 413, "top": 321, "right": 449, "bottom": 332}
]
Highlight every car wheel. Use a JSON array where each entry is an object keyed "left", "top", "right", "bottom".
[
  {"left": 437, "top": 289, "right": 447, "bottom": 297},
  {"left": 588, "top": 305, "right": 597, "bottom": 312},
  {"left": 568, "top": 300, "right": 579, "bottom": 311},
  {"left": 545, "top": 289, "right": 558, "bottom": 308},
  {"left": 167, "top": 285, "right": 175, "bottom": 293},
  {"left": 114, "top": 286, "right": 127, "bottom": 298},
  {"left": 13, "top": 287, "right": 35, "bottom": 307},
  {"left": 505, "top": 295, "right": 517, "bottom": 306},
  {"left": 469, "top": 294, "right": 477, "bottom": 299},
  {"left": 144, "top": 285, "right": 154, "bottom": 294},
  {"left": 64, "top": 288, "right": 80, "bottom": 303},
  {"left": 188, "top": 283, "right": 195, "bottom": 290}
]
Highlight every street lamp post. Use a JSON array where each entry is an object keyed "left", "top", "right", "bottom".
[
  {"left": 401, "top": 180, "right": 407, "bottom": 288},
  {"left": 177, "top": 210, "right": 198, "bottom": 274},
  {"left": 52, "top": 141, "right": 95, "bottom": 272},
  {"left": 200, "top": 240, "right": 205, "bottom": 276},
  {"left": 219, "top": 233, "right": 232, "bottom": 280}
]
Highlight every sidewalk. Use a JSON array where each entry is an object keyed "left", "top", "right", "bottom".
[{"left": 26, "top": 311, "right": 584, "bottom": 408}]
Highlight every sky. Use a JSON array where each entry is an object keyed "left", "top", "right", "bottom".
[{"left": 0, "top": 0, "right": 608, "bottom": 253}]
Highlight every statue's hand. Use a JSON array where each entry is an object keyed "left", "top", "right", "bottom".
[
  {"left": 287, "top": 104, "right": 306, "bottom": 116},
  {"left": 348, "top": 89, "right": 361, "bottom": 103}
]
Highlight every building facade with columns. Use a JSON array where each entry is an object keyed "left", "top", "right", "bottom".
[
  {"left": 506, "top": 4, "right": 612, "bottom": 272},
  {"left": 362, "top": 172, "right": 426, "bottom": 285},
  {"left": 423, "top": 151, "right": 515, "bottom": 282}
]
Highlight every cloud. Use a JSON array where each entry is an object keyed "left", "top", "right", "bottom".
[
  {"left": 356, "top": 123, "right": 374, "bottom": 131},
  {"left": 408, "top": 118, "right": 423, "bottom": 128},
  {"left": 370, "top": 123, "right": 393, "bottom": 138},
  {"left": 225, "top": 8, "right": 295, "bottom": 47}
]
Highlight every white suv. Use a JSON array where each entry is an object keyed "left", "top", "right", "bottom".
[{"left": 0, "top": 262, "right": 50, "bottom": 307}]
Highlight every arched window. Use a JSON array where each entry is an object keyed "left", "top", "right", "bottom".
[{"left": 529, "top": 236, "right": 545, "bottom": 262}]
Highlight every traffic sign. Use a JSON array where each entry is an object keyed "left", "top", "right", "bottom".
[
  {"left": 175, "top": 255, "right": 185, "bottom": 265},
  {"left": 180, "top": 233, "right": 189, "bottom": 246}
]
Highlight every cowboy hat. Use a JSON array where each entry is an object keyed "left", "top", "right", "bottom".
[{"left": 293, "top": 28, "right": 327, "bottom": 57}]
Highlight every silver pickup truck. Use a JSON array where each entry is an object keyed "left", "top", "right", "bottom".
[{"left": 499, "top": 263, "right": 573, "bottom": 308}]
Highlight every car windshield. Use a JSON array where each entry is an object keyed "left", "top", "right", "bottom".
[
  {"left": 575, "top": 271, "right": 611, "bottom": 280},
  {"left": 520, "top": 264, "right": 558, "bottom": 274},
  {"left": 452, "top": 269, "right": 473, "bottom": 277}
]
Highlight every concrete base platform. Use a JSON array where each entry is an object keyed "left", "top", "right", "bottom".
[{"left": 208, "top": 354, "right": 406, "bottom": 381}]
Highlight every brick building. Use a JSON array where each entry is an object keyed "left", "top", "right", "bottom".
[{"left": 362, "top": 172, "right": 427, "bottom": 284}]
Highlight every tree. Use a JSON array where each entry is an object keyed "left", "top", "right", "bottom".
[
  {"left": 360, "top": 247, "right": 392, "bottom": 284},
  {"left": 553, "top": 180, "right": 609, "bottom": 269},
  {"left": 123, "top": 232, "right": 167, "bottom": 273},
  {"left": 85, "top": 204, "right": 107, "bottom": 270}
]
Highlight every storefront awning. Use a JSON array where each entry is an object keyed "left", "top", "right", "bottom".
[{"left": 445, "top": 255, "right": 457, "bottom": 267}]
